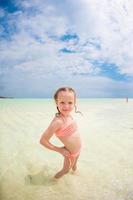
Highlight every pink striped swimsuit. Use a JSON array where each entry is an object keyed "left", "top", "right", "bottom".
[
  {"left": 55, "top": 121, "right": 77, "bottom": 137},
  {"left": 55, "top": 116, "right": 81, "bottom": 158}
]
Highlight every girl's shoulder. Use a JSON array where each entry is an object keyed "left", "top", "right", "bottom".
[
  {"left": 51, "top": 115, "right": 64, "bottom": 128},
  {"left": 46, "top": 116, "right": 64, "bottom": 132}
]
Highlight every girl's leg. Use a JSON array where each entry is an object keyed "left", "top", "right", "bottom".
[
  {"left": 54, "top": 156, "right": 71, "bottom": 179},
  {"left": 70, "top": 155, "right": 80, "bottom": 171}
]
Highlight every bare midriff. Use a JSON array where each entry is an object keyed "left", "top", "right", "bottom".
[{"left": 57, "top": 130, "right": 81, "bottom": 153}]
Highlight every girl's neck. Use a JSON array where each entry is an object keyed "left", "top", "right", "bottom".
[
  {"left": 58, "top": 113, "right": 73, "bottom": 123},
  {"left": 60, "top": 113, "right": 71, "bottom": 118}
]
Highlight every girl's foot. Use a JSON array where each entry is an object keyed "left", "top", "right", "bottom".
[{"left": 54, "top": 169, "right": 69, "bottom": 179}]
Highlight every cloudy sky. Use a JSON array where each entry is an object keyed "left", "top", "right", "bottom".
[{"left": 0, "top": 0, "right": 133, "bottom": 98}]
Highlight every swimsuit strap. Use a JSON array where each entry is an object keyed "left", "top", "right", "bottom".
[{"left": 59, "top": 114, "right": 66, "bottom": 123}]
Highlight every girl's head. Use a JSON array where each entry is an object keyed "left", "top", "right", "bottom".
[{"left": 54, "top": 87, "right": 76, "bottom": 116}]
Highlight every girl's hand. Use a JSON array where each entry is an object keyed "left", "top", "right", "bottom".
[{"left": 59, "top": 146, "right": 71, "bottom": 157}]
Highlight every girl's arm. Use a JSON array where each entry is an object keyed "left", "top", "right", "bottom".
[{"left": 40, "top": 119, "right": 70, "bottom": 156}]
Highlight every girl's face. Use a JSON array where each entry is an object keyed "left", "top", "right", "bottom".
[{"left": 56, "top": 91, "right": 75, "bottom": 116}]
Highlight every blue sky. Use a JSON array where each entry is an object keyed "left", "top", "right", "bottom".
[{"left": 0, "top": 0, "right": 133, "bottom": 98}]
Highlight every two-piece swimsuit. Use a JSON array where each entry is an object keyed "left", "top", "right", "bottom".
[{"left": 55, "top": 115, "right": 81, "bottom": 158}]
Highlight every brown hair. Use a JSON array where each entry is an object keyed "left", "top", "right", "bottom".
[
  {"left": 54, "top": 87, "right": 82, "bottom": 116},
  {"left": 54, "top": 87, "right": 76, "bottom": 101}
]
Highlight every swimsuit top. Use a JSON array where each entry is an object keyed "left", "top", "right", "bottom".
[{"left": 55, "top": 116, "right": 77, "bottom": 138}]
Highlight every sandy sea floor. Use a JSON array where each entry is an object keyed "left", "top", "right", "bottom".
[{"left": 0, "top": 98, "right": 133, "bottom": 200}]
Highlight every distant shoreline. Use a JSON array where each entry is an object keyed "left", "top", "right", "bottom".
[{"left": 0, "top": 96, "right": 14, "bottom": 99}]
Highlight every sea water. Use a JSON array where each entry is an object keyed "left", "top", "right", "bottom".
[{"left": 0, "top": 98, "right": 133, "bottom": 200}]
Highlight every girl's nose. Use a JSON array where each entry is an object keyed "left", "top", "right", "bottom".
[{"left": 64, "top": 104, "right": 69, "bottom": 109}]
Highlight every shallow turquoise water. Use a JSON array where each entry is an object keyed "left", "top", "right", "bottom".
[{"left": 0, "top": 98, "right": 133, "bottom": 200}]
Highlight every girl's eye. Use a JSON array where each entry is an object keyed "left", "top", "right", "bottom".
[
  {"left": 60, "top": 102, "right": 65, "bottom": 104},
  {"left": 69, "top": 102, "right": 73, "bottom": 104}
]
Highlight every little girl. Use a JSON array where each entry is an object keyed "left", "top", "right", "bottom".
[{"left": 40, "top": 87, "right": 82, "bottom": 179}]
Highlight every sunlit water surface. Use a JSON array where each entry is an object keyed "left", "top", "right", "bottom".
[{"left": 0, "top": 98, "right": 133, "bottom": 200}]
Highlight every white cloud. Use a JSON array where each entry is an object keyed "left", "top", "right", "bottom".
[{"left": 70, "top": 0, "right": 133, "bottom": 75}]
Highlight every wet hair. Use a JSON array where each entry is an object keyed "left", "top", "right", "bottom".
[{"left": 54, "top": 87, "right": 82, "bottom": 116}]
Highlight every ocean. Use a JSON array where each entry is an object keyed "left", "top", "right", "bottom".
[{"left": 0, "top": 98, "right": 133, "bottom": 200}]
